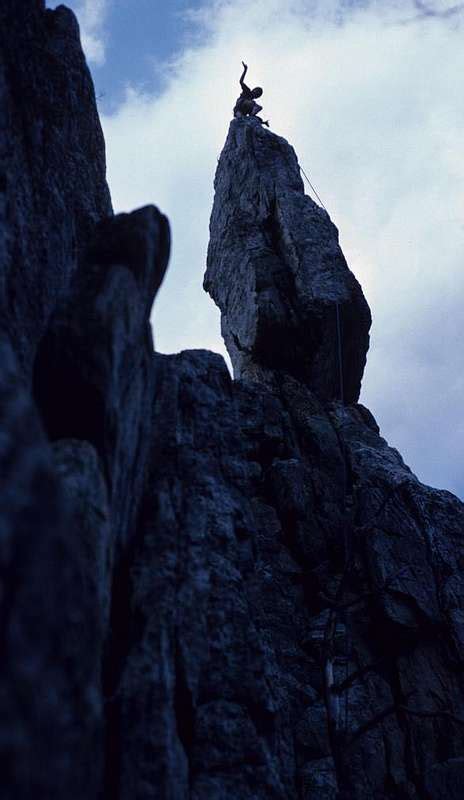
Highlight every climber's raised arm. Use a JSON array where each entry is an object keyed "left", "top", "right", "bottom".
[{"left": 240, "top": 61, "right": 250, "bottom": 93}]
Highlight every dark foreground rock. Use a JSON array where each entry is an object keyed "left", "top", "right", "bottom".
[
  {"left": 0, "top": 4, "right": 168, "bottom": 798},
  {"left": 1, "top": 5, "right": 463, "bottom": 800},
  {"left": 0, "top": 0, "right": 112, "bottom": 376}
]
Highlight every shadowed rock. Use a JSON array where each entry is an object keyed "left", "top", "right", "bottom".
[
  {"left": 117, "top": 357, "right": 464, "bottom": 799},
  {"left": 0, "top": 5, "right": 169, "bottom": 799},
  {"left": 0, "top": 337, "right": 112, "bottom": 800},
  {"left": 204, "top": 117, "right": 371, "bottom": 402},
  {"left": 0, "top": 0, "right": 112, "bottom": 376},
  {"left": 33, "top": 205, "right": 170, "bottom": 550}
]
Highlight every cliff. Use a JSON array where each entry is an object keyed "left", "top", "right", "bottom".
[
  {"left": 204, "top": 118, "right": 371, "bottom": 402},
  {"left": 1, "top": 4, "right": 464, "bottom": 800}
]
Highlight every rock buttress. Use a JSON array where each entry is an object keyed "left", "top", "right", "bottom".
[
  {"left": 0, "top": 4, "right": 169, "bottom": 799},
  {"left": 0, "top": 0, "right": 112, "bottom": 375},
  {"left": 110, "top": 354, "right": 464, "bottom": 800},
  {"left": 204, "top": 117, "right": 371, "bottom": 403}
]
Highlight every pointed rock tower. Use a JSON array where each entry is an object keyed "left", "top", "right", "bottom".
[{"left": 204, "top": 117, "right": 371, "bottom": 402}]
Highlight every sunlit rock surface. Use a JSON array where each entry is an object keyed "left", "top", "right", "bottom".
[{"left": 204, "top": 117, "right": 371, "bottom": 403}]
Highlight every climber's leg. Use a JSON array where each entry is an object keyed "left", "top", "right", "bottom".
[{"left": 250, "top": 103, "right": 263, "bottom": 116}]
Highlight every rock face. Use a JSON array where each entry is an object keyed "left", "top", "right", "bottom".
[
  {"left": 0, "top": 0, "right": 112, "bottom": 376},
  {"left": 204, "top": 118, "right": 371, "bottom": 403},
  {"left": 0, "top": 4, "right": 168, "bottom": 799},
  {"left": 1, "top": 6, "right": 464, "bottom": 800}
]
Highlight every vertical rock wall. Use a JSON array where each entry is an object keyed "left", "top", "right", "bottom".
[
  {"left": 0, "top": 5, "right": 169, "bottom": 799},
  {"left": 0, "top": 0, "right": 112, "bottom": 374}
]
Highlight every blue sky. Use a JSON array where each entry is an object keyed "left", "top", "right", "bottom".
[
  {"left": 48, "top": 0, "right": 207, "bottom": 109},
  {"left": 47, "top": 1, "right": 463, "bottom": 499},
  {"left": 90, "top": 0, "right": 208, "bottom": 110}
]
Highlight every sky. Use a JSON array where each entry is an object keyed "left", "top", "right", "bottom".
[{"left": 47, "top": 0, "right": 463, "bottom": 499}]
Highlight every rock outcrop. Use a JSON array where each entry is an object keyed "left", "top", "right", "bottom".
[
  {"left": 204, "top": 118, "right": 371, "bottom": 403},
  {"left": 1, "top": 5, "right": 464, "bottom": 800},
  {"left": 0, "top": 4, "right": 168, "bottom": 798},
  {"left": 0, "top": 0, "right": 112, "bottom": 376}
]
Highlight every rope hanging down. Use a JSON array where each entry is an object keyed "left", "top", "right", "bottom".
[
  {"left": 299, "top": 164, "right": 328, "bottom": 211},
  {"left": 298, "top": 161, "right": 352, "bottom": 784}
]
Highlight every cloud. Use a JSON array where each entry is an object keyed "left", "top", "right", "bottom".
[
  {"left": 69, "top": 0, "right": 108, "bottom": 65},
  {"left": 411, "top": 0, "right": 464, "bottom": 19},
  {"left": 101, "top": 0, "right": 464, "bottom": 498}
]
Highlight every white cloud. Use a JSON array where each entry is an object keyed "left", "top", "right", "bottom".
[
  {"left": 101, "top": 0, "right": 464, "bottom": 497},
  {"left": 68, "top": 0, "right": 108, "bottom": 65},
  {"left": 46, "top": 0, "right": 108, "bottom": 64}
]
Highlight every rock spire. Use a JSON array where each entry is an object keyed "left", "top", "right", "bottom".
[{"left": 204, "top": 117, "right": 371, "bottom": 402}]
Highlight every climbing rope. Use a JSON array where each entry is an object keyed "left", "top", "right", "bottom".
[
  {"left": 298, "top": 159, "right": 353, "bottom": 783},
  {"left": 299, "top": 164, "right": 328, "bottom": 212}
]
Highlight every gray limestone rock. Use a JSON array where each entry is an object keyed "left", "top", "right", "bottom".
[{"left": 204, "top": 117, "right": 371, "bottom": 403}]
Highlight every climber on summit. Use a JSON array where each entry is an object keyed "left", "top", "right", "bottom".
[{"left": 234, "top": 62, "right": 269, "bottom": 127}]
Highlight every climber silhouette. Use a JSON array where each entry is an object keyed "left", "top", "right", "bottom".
[{"left": 233, "top": 62, "right": 269, "bottom": 127}]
